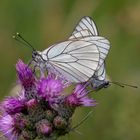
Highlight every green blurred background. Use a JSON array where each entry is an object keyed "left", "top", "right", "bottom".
[{"left": 0, "top": 0, "right": 140, "bottom": 140}]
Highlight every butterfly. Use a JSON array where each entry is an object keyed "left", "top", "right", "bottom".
[
  {"left": 13, "top": 16, "right": 111, "bottom": 86},
  {"left": 69, "top": 17, "right": 111, "bottom": 90}
]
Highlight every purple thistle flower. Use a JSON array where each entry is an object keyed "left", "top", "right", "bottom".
[
  {"left": 0, "top": 115, "right": 19, "bottom": 140},
  {"left": 16, "top": 59, "right": 35, "bottom": 88},
  {"left": 36, "top": 77, "right": 64, "bottom": 102},
  {"left": 65, "top": 84, "right": 96, "bottom": 107},
  {"left": 26, "top": 98, "right": 38, "bottom": 109},
  {"left": 2, "top": 97, "right": 26, "bottom": 115},
  {"left": 0, "top": 59, "right": 98, "bottom": 140}
]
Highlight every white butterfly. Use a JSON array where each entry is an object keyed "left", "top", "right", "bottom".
[
  {"left": 14, "top": 17, "right": 111, "bottom": 85},
  {"left": 68, "top": 17, "right": 111, "bottom": 89}
]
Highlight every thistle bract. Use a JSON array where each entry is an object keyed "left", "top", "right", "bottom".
[{"left": 0, "top": 60, "right": 96, "bottom": 140}]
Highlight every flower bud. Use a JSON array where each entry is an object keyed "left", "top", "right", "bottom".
[
  {"left": 53, "top": 116, "right": 67, "bottom": 129},
  {"left": 45, "top": 110, "right": 55, "bottom": 121},
  {"left": 13, "top": 113, "right": 28, "bottom": 129},
  {"left": 21, "top": 129, "right": 36, "bottom": 140},
  {"left": 36, "top": 119, "right": 52, "bottom": 136},
  {"left": 26, "top": 99, "right": 38, "bottom": 109}
]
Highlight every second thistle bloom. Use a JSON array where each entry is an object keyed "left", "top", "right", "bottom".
[{"left": 65, "top": 84, "right": 96, "bottom": 107}]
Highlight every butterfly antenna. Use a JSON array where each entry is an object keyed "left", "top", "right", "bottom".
[
  {"left": 12, "top": 32, "right": 36, "bottom": 51},
  {"left": 110, "top": 81, "right": 138, "bottom": 88}
]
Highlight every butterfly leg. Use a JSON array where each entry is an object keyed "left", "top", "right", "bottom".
[{"left": 27, "top": 59, "right": 33, "bottom": 67}]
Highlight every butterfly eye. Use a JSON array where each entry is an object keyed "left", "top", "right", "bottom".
[
  {"left": 104, "top": 81, "right": 110, "bottom": 87},
  {"left": 32, "top": 52, "right": 35, "bottom": 58},
  {"left": 34, "top": 51, "right": 38, "bottom": 55},
  {"left": 32, "top": 51, "right": 38, "bottom": 59}
]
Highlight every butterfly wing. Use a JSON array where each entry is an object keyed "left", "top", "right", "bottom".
[
  {"left": 68, "top": 16, "right": 110, "bottom": 82},
  {"left": 42, "top": 39, "right": 100, "bottom": 83},
  {"left": 70, "top": 16, "right": 98, "bottom": 38}
]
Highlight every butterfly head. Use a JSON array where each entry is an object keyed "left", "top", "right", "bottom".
[
  {"left": 103, "top": 81, "right": 110, "bottom": 88},
  {"left": 32, "top": 50, "right": 44, "bottom": 64},
  {"left": 91, "top": 79, "right": 110, "bottom": 91}
]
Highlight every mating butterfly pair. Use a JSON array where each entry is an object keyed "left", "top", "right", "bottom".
[{"left": 14, "top": 17, "right": 136, "bottom": 90}]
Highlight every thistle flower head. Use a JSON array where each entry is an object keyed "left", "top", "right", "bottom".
[
  {"left": 0, "top": 60, "right": 97, "bottom": 140},
  {"left": 65, "top": 84, "right": 96, "bottom": 107},
  {"left": 2, "top": 97, "right": 26, "bottom": 115},
  {"left": 36, "top": 77, "right": 64, "bottom": 104}
]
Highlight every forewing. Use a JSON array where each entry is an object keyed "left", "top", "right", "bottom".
[
  {"left": 42, "top": 39, "right": 100, "bottom": 83},
  {"left": 69, "top": 16, "right": 98, "bottom": 40}
]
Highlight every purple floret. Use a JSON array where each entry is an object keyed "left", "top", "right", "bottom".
[
  {"left": 16, "top": 59, "right": 35, "bottom": 87},
  {"left": 0, "top": 115, "right": 19, "bottom": 140},
  {"left": 2, "top": 97, "right": 26, "bottom": 115},
  {"left": 36, "top": 77, "right": 64, "bottom": 101},
  {"left": 65, "top": 84, "right": 96, "bottom": 107}
]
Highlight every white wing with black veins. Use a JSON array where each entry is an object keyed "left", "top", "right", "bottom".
[{"left": 42, "top": 39, "right": 100, "bottom": 83}]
